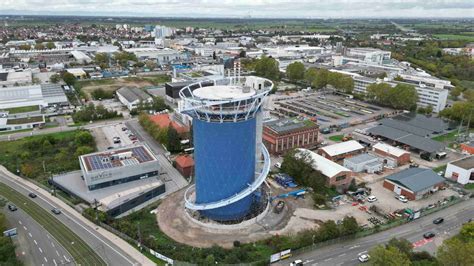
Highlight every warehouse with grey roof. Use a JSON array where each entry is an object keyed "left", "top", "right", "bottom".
[{"left": 383, "top": 168, "right": 445, "bottom": 200}]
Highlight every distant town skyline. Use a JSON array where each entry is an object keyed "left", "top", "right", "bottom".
[{"left": 2, "top": 0, "right": 474, "bottom": 19}]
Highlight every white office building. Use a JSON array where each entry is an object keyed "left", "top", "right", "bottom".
[{"left": 445, "top": 156, "right": 474, "bottom": 185}]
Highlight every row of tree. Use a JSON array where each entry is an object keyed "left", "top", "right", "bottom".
[
  {"left": 369, "top": 222, "right": 474, "bottom": 265},
  {"left": 366, "top": 83, "right": 418, "bottom": 111},
  {"left": 0, "top": 213, "right": 21, "bottom": 265},
  {"left": 94, "top": 51, "right": 138, "bottom": 68},
  {"left": 302, "top": 67, "right": 354, "bottom": 93},
  {"left": 138, "top": 113, "right": 181, "bottom": 152},
  {"left": 18, "top": 42, "right": 56, "bottom": 50},
  {"left": 72, "top": 103, "right": 122, "bottom": 123}
]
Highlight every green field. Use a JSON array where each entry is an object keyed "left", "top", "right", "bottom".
[
  {"left": 0, "top": 182, "right": 105, "bottom": 265},
  {"left": 432, "top": 131, "right": 458, "bottom": 142},
  {"left": 2, "top": 105, "right": 40, "bottom": 114},
  {"left": 433, "top": 34, "right": 474, "bottom": 41},
  {"left": 6, "top": 116, "right": 44, "bottom": 125},
  {"left": 329, "top": 135, "right": 345, "bottom": 142}
]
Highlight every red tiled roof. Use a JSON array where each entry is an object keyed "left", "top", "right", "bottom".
[
  {"left": 149, "top": 114, "right": 189, "bottom": 134},
  {"left": 175, "top": 155, "right": 194, "bottom": 168}
]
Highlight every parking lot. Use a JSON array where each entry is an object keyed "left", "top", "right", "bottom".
[
  {"left": 91, "top": 123, "right": 138, "bottom": 151},
  {"left": 268, "top": 91, "right": 396, "bottom": 128}
]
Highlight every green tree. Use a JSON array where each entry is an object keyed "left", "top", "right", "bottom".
[
  {"left": 46, "top": 42, "right": 56, "bottom": 49},
  {"left": 340, "top": 216, "right": 359, "bottom": 236},
  {"left": 366, "top": 83, "right": 392, "bottom": 103},
  {"left": 18, "top": 44, "right": 31, "bottom": 50},
  {"left": 304, "top": 68, "right": 318, "bottom": 85},
  {"left": 391, "top": 84, "right": 418, "bottom": 110},
  {"left": 450, "top": 87, "right": 462, "bottom": 100},
  {"left": 50, "top": 74, "right": 61, "bottom": 84},
  {"left": 61, "top": 72, "right": 77, "bottom": 86},
  {"left": 437, "top": 238, "right": 474, "bottom": 266},
  {"left": 75, "top": 146, "right": 95, "bottom": 157},
  {"left": 387, "top": 238, "right": 413, "bottom": 256},
  {"left": 255, "top": 56, "right": 280, "bottom": 81},
  {"left": 34, "top": 43, "right": 45, "bottom": 50},
  {"left": 74, "top": 131, "right": 94, "bottom": 146},
  {"left": 286, "top": 61, "right": 305, "bottom": 81},
  {"left": 312, "top": 68, "right": 330, "bottom": 89},
  {"left": 94, "top": 52, "right": 110, "bottom": 69},
  {"left": 114, "top": 51, "right": 137, "bottom": 67},
  {"left": 166, "top": 126, "right": 181, "bottom": 152},
  {"left": 145, "top": 60, "right": 157, "bottom": 71},
  {"left": 369, "top": 245, "right": 412, "bottom": 266},
  {"left": 460, "top": 222, "right": 474, "bottom": 242}
]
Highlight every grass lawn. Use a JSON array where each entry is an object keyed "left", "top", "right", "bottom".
[
  {"left": 464, "top": 183, "right": 474, "bottom": 190},
  {"left": 6, "top": 116, "right": 44, "bottom": 125},
  {"left": 329, "top": 135, "right": 344, "bottom": 142},
  {"left": 2, "top": 105, "right": 40, "bottom": 114},
  {"left": 432, "top": 131, "right": 458, "bottom": 142},
  {"left": 433, "top": 164, "right": 447, "bottom": 174},
  {"left": 0, "top": 183, "right": 105, "bottom": 265},
  {"left": 433, "top": 34, "right": 474, "bottom": 41}
]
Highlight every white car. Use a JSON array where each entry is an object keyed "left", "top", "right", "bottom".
[
  {"left": 290, "top": 259, "right": 303, "bottom": 266},
  {"left": 396, "top": 195, "right": 408, "bottom": 203},
  {"left": 274, "top": 162, "right": 282, "bottom": 169},
  {"left": 367, "top": 196, "right": 377, "bottom": 203},
  {"left": 358, "top": 254, "right": 370, "bottom": 262}
]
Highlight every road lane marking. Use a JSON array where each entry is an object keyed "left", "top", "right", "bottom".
[
  {"left": 28, "top": 233, "right": 32, "bottom": 238},
  {"left": 338, "top": 253, "right": 346, "bottom": 257},
  {"left": 64, "top": 255, "right": 70, "bottom": 262},
  {"left": 23, "top": 226, "right": 27, "bottom": 230},
  {"left": 324, "top": 258, "right": 333, "bottom": 262},
  {"left": 18, "top": 220, "right": 22, "bottom": 225},
  {"left": 349, "top": 245, "right": 360, "bottom": 249},
  {"left": 39, "top": 247, "right": 43, "bottom": 253},
  {"left": 34, "top": 240, "right": 37, "bottom": 245},
  {"left": 44, "top": 257, "right": 48, "bottom": 262},
  {"left": 56, "top": 250, "right": 60, "bottom": 257},
  {"left": 358, "top": 251, "right": 368, "bottom": 256},
  {"left": 53, "top": 259, "right": 57, "bottom": 266},
  {"left": 51, "top": 242, "right": 55, "bottom": 248}
]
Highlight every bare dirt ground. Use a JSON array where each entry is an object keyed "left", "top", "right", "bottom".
[{"left": 80, "top": 78, "right": 155, "bottom": 99}]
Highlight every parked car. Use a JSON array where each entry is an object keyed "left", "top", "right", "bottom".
[
  {"left": 28, "top": 193, "right": 37, "bottom": 198},
  {"left": 290, "top": 259, "right": 303, "bottom": 266},
  {"left": 433, "top": 217, "right": 444, "bottom": 224},
  {"left": 7, "top": 204, "right": 17, "bottom": 211},
  {"left": 423, "top": 232, "right": 435, "bottom": 239},
  {"left": 367, "top": 196, "right": 377, "bottom": 203},
  {"left": 274, "top": 162, "right": 282, "bottom": 169},
  {"left": 113, "top": 137, "right": 121, "bottom": 144},
  {"left": 51, "top": 208, "right": 61, "bottom": 215},
  {"left": 358, "top": 254, "right": 370, "bottom": 262},
  {"left": 395, "top": 195, "right": 408, "bottom": 203},
  {"left": 121, "top": 127, "right": 128, "bottom": 131}
]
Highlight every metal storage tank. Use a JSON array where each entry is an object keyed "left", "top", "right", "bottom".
[{"left": 180, "top": 76, "right": 272, "bottom": 221}]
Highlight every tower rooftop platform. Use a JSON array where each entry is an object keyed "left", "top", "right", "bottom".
[{"left": 193, "top": 85, "right": 255, "bottom": 100}]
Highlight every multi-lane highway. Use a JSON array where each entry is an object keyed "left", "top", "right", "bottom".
[
  {"left": 3, "top": 205, "right": 72, "bottom": 266},
  {"left": 278, "top": 198, "right": 473, "bottom": 266},
  {"left": 0, "top": 170, "right": 153, "bottom": 266}
]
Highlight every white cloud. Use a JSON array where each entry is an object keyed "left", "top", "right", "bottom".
[{"left": 2, "top": 0, "right": 474, "bottom": 18}]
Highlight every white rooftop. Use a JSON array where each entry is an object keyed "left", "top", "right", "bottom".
[
  {"left": 320, "top": 140, "right": 365, "bottom": 157},
  {"left": 297, "top": 149, "right": 351, "bottom": 178},
  {"left": 373, "top": 142, "right": 409, "bottom": 157},
  {"left": 193, "top": 85, "right": 256, "bottom": 100}
]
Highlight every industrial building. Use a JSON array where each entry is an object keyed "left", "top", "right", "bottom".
[
  {"left": 318, "top": 140, "right": 365, "bottom": 162},
  {"left": 263, "top": 118, "right": 319, "bottom": 155},
  {"left": 0, "top": 84, "right": 68, "bottom": 132},
  {"left": 79, "top": 145, "right": 160, "bottom": 190},
  {"left": 383, "top": 168, "right": 445, "bottom": 200},
  {"left": 373, "top": 142, "right": 411, "bottom": 167},
  {"left": 460, "top": 142, "right": 474, "bottom": 155},
  {"left": 368, "top": 114, "right": 449, "bottom": 156},
  {"left": 180, "top": 76, "right": 272, "bottom": 221},
  {"left": 124, "top": 48, "right": 180, "bottom": 64},
  {"left": 0, "top": 70, "right": 32, "bottom": 87},
  {"left": 445, "top": 156, "right": 474, "bottom": 185},
  {"left": 343, "top": 153, "right": 383, "bottom": 173},
  {"left": 53, "top": 145, "right": 165, "bottom": 216},
  {"left": 297, "top": 149, "right": 353, "bottom": 191},
  {"left": 116, "top": 87, "right": 153, "bottom": 110}
]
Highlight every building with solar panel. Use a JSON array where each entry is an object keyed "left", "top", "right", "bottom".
[
  {"left": 180, "top": 75, "right": 272, "bottom": 221},
  {"left": 79, "top": 145, "right": 160, "bottom": 190}
]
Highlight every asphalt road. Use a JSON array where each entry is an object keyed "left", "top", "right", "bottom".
[
  {"left": 278, "top": 198, "right": 474, "bottom": 266},
  {"left": 2, "top": 206, "right": 71, "bottom": 266},
  {"left": 0, "top": 173, "right": 141, "bottom": 266}
]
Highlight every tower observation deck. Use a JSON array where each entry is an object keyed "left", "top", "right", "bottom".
[{"left": 179, "top": 76, "right": 272, "bottom": 221}]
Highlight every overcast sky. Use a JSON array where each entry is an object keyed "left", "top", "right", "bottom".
[{"left": 2, "top": 0, "right": 474, "bottom": 18}]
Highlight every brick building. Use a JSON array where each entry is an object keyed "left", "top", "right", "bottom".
[
  {"left": 373, "top": 142, "right": 411, "bottom": 167},
  {"left": 263, "top": 118, "right": 319, "bottom": 155},
  {"left": 460, "top": 142, "right": 474, "bottom": 155},
  {"left": 149, "top": 113, "right": 190, "bottom": 137},
  {"left": 175, "top": 155, "right": 194, "bottom": 178},
  {"left": 318, "top": 140, "right": 365, "bottom": 162},
  {"left": 297, "top": 149, "right": 353, "bottom": 192}
]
